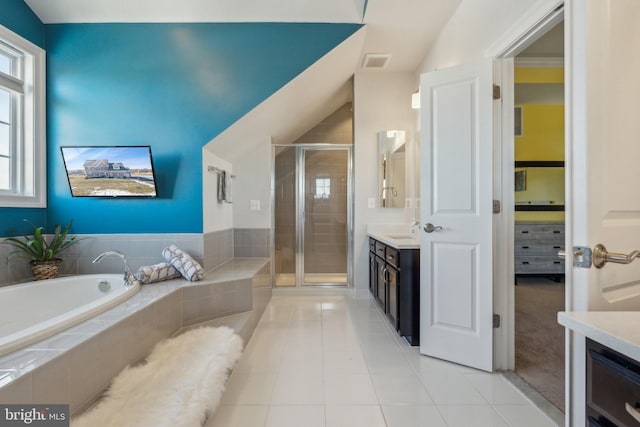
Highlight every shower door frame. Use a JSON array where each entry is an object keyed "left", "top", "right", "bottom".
[{"left": 272, "top": 144, "right": 353, "bottom": 288}]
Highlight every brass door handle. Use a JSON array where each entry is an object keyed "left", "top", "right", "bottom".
[{"left": 593, "top": 244, "right": 640, "bottom": 269}]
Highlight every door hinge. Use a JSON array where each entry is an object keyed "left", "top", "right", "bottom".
[
  {"left": 493, "top": 200, "right": 501, "bottom": 214},
  {"left": 493, "top": 314, "right": 501, "bottom": 328},
  {"left": 493, "top": 84, "right": 501, "bottom": 100}
]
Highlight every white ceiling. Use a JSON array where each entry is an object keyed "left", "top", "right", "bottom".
[{"left": 23, "top": 0, "right": 461, "bottom": 72}]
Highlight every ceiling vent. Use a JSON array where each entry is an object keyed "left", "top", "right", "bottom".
[{"left": 362, "top": 53, "right": 391, "bottom": 69}]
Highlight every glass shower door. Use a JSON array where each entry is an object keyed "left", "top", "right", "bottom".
[
  {"left": 273, "top": 146, "right": 297, "bottom": 287},
  {"left": 301, "top": 148, "right": 348, "bottom": 286},
  {"left": 273, "top": 145, "right": 350, "bottom": 287}
]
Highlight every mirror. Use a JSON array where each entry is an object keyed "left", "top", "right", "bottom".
[{"left": 378, "top": 130, "right": 406, "bottom": 208}]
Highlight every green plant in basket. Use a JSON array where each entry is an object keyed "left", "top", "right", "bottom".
[{"left": 3, "top": 220, "right": 83, "bottom": 280}]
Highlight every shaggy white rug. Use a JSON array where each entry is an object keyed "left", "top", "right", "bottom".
[{"left": 73, "top": 326, "right": 243, "bottom": 427}]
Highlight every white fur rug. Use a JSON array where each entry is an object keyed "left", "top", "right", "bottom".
[{"left": 73, "top": 326, "right": 243, "bottom": 427}]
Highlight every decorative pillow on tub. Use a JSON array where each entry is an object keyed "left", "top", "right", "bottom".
[
  {"left": 136, "top": 262, "right": 181, "bottom": 284},
  {"left": 162, "top": 244, "right": 205, "bottom": 282}
]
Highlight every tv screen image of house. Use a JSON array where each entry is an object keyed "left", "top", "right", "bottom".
[{"left": 60, "top": 146, "right": 158, "bottom": 197}]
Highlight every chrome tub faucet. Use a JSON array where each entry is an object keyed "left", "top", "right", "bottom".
[{"left": 92, "top": 250, "right": 140, "bottom": 287}]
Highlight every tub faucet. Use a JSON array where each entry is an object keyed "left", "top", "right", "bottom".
[{"left": 92, "top": 251, "right": 140, "bottom": 288}]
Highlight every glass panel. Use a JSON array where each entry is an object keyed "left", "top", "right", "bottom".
[
  {"left": 274, "top": 146, "right": 297, "bottom": 287},
  {"left": 0, "top": 157, "right": 10, "bottom": 190},
  {"left": 0, "top": 122, "right": 9, "bottom": 157},
  {"left": 303, "top": 149, "right": 348, "bottom": 285},
  {"left": 0, "top": 52, "right": 10, "bottom": 76},
  {"left": 0, "top": 88, "right": 9, "bottom": 124}
]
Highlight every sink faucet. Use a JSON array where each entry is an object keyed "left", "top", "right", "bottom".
[
  {"left": 92, "top": 250, "right": 140, "bottom": 287},
  {"left": 410, "top": 220, "right": 420, "bottom": 234}
]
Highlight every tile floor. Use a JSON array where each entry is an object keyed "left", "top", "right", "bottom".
[{"left": 205, "top": 296, "right": 559, "bottom": 427}]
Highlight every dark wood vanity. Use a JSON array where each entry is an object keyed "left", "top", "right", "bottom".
[
  {"left": 369, "top": 236, "right": 420, "bottom": 345},
  {"left": 587, "top": 339, "right": 640, "bottom": 426}
]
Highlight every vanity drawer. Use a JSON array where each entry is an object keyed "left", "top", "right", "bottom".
[
  {"left": 385, "top": 247, "right": 399, "bottom": 269},
  {"left": 375, "top": 241, "right": 386, "bottom": 258},
  {"left": 369, "top": 238, "right": 377, "bottom": 253},
  {"left": 587, "top": 339, "right": 640, "bottom": 427}
]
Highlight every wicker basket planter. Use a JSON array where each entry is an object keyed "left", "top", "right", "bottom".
[{"left": 30, "top": 259, "right": 63, "bottom": 281}]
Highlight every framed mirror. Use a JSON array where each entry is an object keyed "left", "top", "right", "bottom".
[{"left": 378, "top": 130, "right": 406, "bottom": 208}]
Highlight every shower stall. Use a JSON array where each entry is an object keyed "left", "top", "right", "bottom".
[{"left": 272, "top": 144, "right": 352, "bottom": 287}]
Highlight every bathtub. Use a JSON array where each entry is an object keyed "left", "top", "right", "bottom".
[{"left": 0, "top": 274, "right": 140, "bottom": 356}]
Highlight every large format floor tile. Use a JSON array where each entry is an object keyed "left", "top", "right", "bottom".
[{"left": 215, "top": 295, "right": 560, "bottom": 426}]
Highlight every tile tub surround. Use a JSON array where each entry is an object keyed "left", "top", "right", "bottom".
[
  {"left": 0, "top": 233, "right": 205, "bottom": 287},
  {"left": 1, "top": 228, "right": 256, "bottom": 287},
  {"left": 0, "top": 258, "right": 270, "bottom": 415},
  {"left": 204, "top": 229, "right": 234, "bottom": 270},
  {"left": 234, "top": 228, "right": 270, "bottom": 258}
]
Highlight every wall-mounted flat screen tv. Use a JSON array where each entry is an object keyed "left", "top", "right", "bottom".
[{"left": 60, "top": 146, "right": 158, "bottom": 198}]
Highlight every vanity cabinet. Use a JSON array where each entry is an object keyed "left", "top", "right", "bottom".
[
  {"left": 586, "top": 338, "right": 640, "bottom": 427},
  {"left": 368, "top": 237, "right": 420, "bottom": 345},
  {"left": 514, "top": 221, "right": 565, "bottom": 280}
]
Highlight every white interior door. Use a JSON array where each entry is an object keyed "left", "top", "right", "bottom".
[
  {"left": 566, "top": 1, "right": 640, "bottom": 423},
  {"left": 419, "top": 58, "right": 494, "bottom": 372}
]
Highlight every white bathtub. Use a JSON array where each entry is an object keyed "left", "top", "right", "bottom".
[{"left": 0, "top": 274, "right": 140, "bottom": 356}]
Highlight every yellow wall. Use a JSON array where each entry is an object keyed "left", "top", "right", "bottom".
[
  {"left": 515, "top": 68, "right": 565, "bottom": 222},
  {"left": 515, "top": 104, "right": 564, "bottom": 161}
]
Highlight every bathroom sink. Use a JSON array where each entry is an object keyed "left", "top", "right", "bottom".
[{"left": 385, "top": 234, "right": 417, "bottom": 240}]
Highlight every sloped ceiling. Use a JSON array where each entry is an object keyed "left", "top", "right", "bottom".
[
  {"left": 24, "top": 0, "right": 367, "bottom": 24},
  {"left": 24, "top": 0, "right": 461, "bottom": 72}
]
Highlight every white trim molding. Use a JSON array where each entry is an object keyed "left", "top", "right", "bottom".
[
  {"left": 0, "top": 24, "right": 46, "bottom": 208},
  {"left": 515, "top": 57, "right": 564, "bottom": 68}
]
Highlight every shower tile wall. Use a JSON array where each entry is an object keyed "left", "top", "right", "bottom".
[{"left": 303, "top": 149, "right": 348, "bottom": 275}]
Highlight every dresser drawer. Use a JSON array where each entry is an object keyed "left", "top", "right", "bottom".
[
  {"left": 515, "top": 223, "right": 564, "bottom": 240},
  {"left": 515, "top": 257, "right": 564, "bottom": 274},
  {"left": 515, "top": 240, "right": 564, "bottom": 257}
]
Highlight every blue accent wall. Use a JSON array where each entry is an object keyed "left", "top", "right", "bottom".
[
  {"left": 0, "top": 0, "right": 45, "bottom": 48},
  {"left": 0, "top": 1, "right": 46, "bottom": 237},
  {"left": 45, "top": 23, "right": 360, "bottom": 234}
]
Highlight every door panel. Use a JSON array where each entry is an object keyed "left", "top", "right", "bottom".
[
  {"left": 567, "top": 1, "right": 640, "bottom": 424},
  {"left": 432, "top": 243, "right": 476, "bottom": 330},
  {"left": 433, "top": 82, "right": 476, "bottom": 214},
  {"left": 420, "top": 58, "right": 494, "bottom": 372}
]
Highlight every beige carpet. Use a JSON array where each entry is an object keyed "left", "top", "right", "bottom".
[{"left": 515, "top": 276, "right": 565, "bottom": 412}]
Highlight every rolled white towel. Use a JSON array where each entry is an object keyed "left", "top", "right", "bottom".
[
  {"left": 162, "top": 244, "right": 205, "bottom": 282},
  {"left": 136, "top": 262, "right": 181, "bottom": 284}
]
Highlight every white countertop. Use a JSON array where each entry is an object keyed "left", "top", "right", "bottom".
[
  {"left": 368, "top": 230, "right": 420, "bottom": 249},
  {"left": 558, "top": 311, "right": 640, "bottom": 361}
]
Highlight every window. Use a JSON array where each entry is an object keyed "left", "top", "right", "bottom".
[
  {"left": 0, "top": 25, "right": 46, "bottom": 207},
  {"left": 315, "top": 177, "right": 330, "bottom": 199}
]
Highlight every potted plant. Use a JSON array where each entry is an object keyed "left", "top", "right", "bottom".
[{"left": 3, "top": 220, "right": 83, "bottom": 280}]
